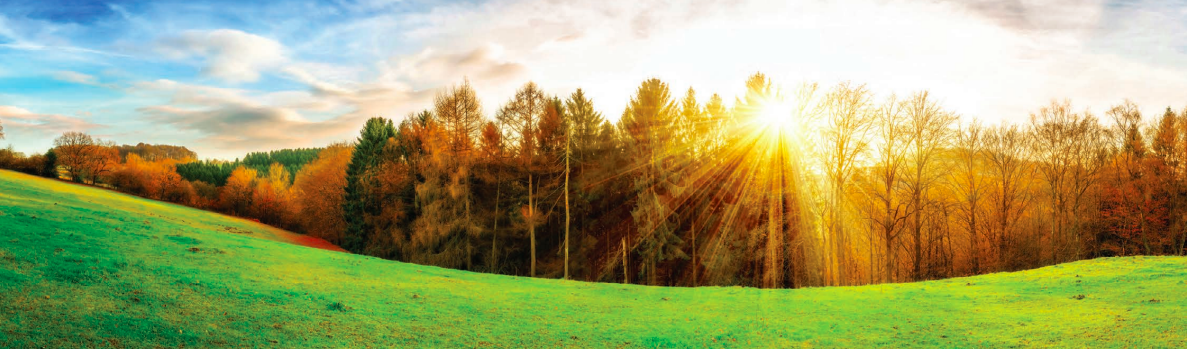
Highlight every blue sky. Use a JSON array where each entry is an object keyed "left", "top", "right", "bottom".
[{"left": 1, "top": 0, "right": 1186, "bottom": 159}]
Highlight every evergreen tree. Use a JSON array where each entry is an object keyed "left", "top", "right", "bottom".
[
  {"left": 622, "top": 78, "right": 687, "bottom": 285},
  {"left": 343, "top": 117, "right": 397, "bottom": 253},
  {"left": 42, "top": 149, "right": 58, "bottom": 179},
  {"left": 565, "top": 88, "right": 606, "bottom": 165}
]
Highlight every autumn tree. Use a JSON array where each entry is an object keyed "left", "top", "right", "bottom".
[
  {"left": 408, "top": 80, "right": 487, "bottom": 269},
  {"left": 901, "top": 91, "right": 957, "bottom": 280},
  {"left": 860, "top": 94, "right": 910, "bottom": 282},
  {"left": 292, "top": 143, "right": 353, "bottom": 245},
  {"left": 477, "top": 121, "right": 508, "bottom": 272},
  {"left": 1101, "top": 100, "right": 1165, "bottom": 256},
  {"left": 983, "top": 125, "right": 1034, "bottom": 270},
  {"left": 220, "top": 166, "right": 258, "bottom": 217},
  {"left": 497, "top": 82, "right": 548, "bottom": 277},
  {"left": 948, "top": 121, "right": 988, "bottom": 274},
  {"left": 252, "top": 162, "right": 294, "bottom": 226},
  {"left": 54, "top": 131, "right": 95, "bottom": 182},
  {"left": 819, "top": 82, "right": 875, "bottom": 285},
  {"left": 1028, "top": 100, "right": 1109, "bottom": 262}
]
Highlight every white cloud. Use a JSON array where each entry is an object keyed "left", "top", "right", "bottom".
[
  {"left": 156, "top": 29, "right": 287, "bottom": 84},
  {"left": 53, "top": 70, "right": 99, "bottom": 85},
  {"left": 363, "top": 0, "right": 1187, "bottom": 123},
  {"left": 51, "top": 70, "right": 119, "bottom": 88},
  {"left": 386, "top": 44, "right": 527, "bottom": 89},
  {"left": 128, "top": 78, "right": 434, "bottom": 158},
  {"left": 0, "top": 105, "right": 103, "bottom": 135}
]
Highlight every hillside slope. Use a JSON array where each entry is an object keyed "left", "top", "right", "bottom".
[{"left": 1, "top": 169, "right": 1185, "bottom": 348}]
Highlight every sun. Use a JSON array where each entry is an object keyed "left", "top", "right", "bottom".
[{"left": 757, "top": 100, "right": 797, "bottom": 136}]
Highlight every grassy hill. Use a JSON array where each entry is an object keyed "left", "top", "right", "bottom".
[{"left": 1, "top": 169, "right": 1185, "bottom": 348}]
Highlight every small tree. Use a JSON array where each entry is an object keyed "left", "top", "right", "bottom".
[
  {"left": 54, "top": 131, "right": 95, "bottom": 182},
  {"left": 42, "top": 149, "right": 58, "bottom": 178}
]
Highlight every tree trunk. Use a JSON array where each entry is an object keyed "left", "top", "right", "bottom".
[
  {"left": 564, "top": 135, "right": 571, "bottom": 280},
  {"left": 913, "top": 192, "right": 922, "bottom": 280},
  {"left": 691, "top": 219, "right": 697, "bottom": 287},
  {"left": 491, "top": 184, "right": 500, "bottom": 273},
  {"left": 529, "top": 173, "right": 536, "bottom": 278},
  {"left": 622, "top": 237, "right": 629, "bottom": 284},
  {"left": 969, "top": 203, "right": 979, "bottom": 274}
]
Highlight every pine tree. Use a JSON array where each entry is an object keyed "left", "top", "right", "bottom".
[
  {"left": 622, "top": 78, "right": 687, "bottom": 285},
  {"left": 343, "top": 117, "right": 397, "bottom": 253}
]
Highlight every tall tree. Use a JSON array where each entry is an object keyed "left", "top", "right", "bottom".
[
  {"left": 1103, "top": 100, "right": 1158, "bottom": 255},
  {"left": 343, "top": 117, "right": 397, "bottom": 253},
  {"left": 950, "top": 121, "right": 987, "bottom": 274},
  {"left": 1029, "top": 100, "right": 1108, "bottom": 262},
  {"left": 497, "top": 82, "right": 548, "bottom": 277},
  {"left": 478, "top": 121, "right": 508, "bottom": 273},
  {"left": 622, "top": 78, "right": 687, "bottom": 285},
  {"left": 984, "top": 125, "right": 1034, "bottom": 270},
  {"left": 861, "top": 94, "right": 910, "bottom": 282},
  {"left": 292, "top": 143, "right": 353, "bottom": 244},
  {"left": 901, "top": 91, "right": 957, "bottom": 280},
  {"left": 819, "top": 82, "right": 875, "bottom": 285},
  {"left": 566, "top": 88, "right": 606, "bottom": 165}
]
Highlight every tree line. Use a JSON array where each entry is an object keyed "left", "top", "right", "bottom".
[
  {"left": 2, "top": 73, "right": 1185, "bottom": 288},
  {"left": 175, "top": 148, "right": 322, "bottom": 186}
]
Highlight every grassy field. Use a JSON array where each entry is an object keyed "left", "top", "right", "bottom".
[{"left": 1, "top": 169, "right": 1185, "bottom": 348}]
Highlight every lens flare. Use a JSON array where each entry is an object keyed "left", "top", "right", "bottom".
[{"left": 757, "top": 101, "right": 796, "bottom": 135}]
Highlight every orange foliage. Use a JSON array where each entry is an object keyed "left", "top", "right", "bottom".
[
  {"left": 108, "top": 154, "right": 195, "bottom": 204},
  {"left": 219, "top": 166, "right": 258, "bottom": 216},
  {"left": 292, "top": 144, "right": 354, "bottom": 244}
]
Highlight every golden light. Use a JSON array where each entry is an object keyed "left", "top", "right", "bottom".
[{"left": 757, "top": 100, "right": 797, "bottom": 136}]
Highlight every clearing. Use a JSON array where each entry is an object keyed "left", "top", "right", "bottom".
[{"left": 1, "top": 169, "right": 1184, "bottom": 348}]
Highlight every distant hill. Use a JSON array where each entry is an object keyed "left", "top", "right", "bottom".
[{"left": 0, "top": 169, "right": 1184, "bottom": 348}]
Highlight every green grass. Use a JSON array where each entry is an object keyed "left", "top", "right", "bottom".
[{"left": 1, "top": 169, "right": 1185, "bottom": 348}]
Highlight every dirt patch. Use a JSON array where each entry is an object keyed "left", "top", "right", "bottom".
[{"left": 221, "top": 226, "right": 254, "bottom": 235}]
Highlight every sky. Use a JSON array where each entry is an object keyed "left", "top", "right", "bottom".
[{"left": 0, "top": 0, "right": 1185, "bottom": 159}]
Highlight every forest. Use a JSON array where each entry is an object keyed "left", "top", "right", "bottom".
[{"left": 2, "top": 73, "right": 1185, "bottom": 288}]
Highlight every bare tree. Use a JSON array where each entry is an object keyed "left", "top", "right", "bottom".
[
  {"left": 860, "top": 94, "right": 910, "bottom": 282},
  {"left": 983, "top": 125, "right": 1034, "bottom": 270},
  {"left": 901, "top": 91, "right": 957, "bottom": 280},
  {"left": 497, "top": 82, "right": 548, "bottom": 277},
  {"left": 434, "top": 79, "right": 486, "bottom": 269},
  {"left": 1105, "top": 100, "right": 1152, "bottom": 255},
  {"left": 949, "top": 121, "right": 987, "bottom": 274},
  {"left": 818, "top": 82, "right": 875, "bottom": 285},
  {"left": 1029, "top": 100, "right": 1109, "bottom": 262}
]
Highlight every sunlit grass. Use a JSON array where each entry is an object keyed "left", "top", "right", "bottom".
[{"left": 1, "top": 169, "right": 1185, "bottom": 348}]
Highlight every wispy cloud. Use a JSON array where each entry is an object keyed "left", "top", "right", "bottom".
[
  {"left": 128, "top": 79, "right": 432, "bottom": 156},
  {"left": 155, "top": 29, "right": 287, "bottom": 84},
  {"left": 2, "top": 0, "right": 1186, "bottom": 158},
  {"left": 0, "top": 105, "right": 103, "bottom": 135}
]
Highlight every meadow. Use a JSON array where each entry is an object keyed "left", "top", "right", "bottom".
[{"left": 1, "top": 169, "right": 1185, "bottom": 348}]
